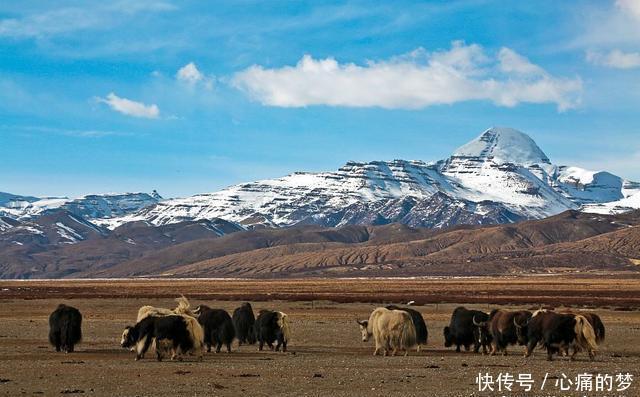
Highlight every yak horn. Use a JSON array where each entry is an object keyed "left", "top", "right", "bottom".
[
  {"left": 513, "top": 317, "right": 523, "bottom": 328},
  {"left": 472, "top": 315, "right": 482, "bottom": 326}
]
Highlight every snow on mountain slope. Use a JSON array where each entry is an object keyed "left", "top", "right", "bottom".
[
  {"left": 0, "top": 209, "right": 107, "bottom": 249},
  {"left": 0, "top": 191, "right": 162, "bottom": 224},
  {"left": 0, "top": 192, "right": 40, "bottom": 207},
  {"left": 554, "top": 167, "right": 625, "bottom": 204},
  {"left": 583, "top": 191, "right": 640, "bottom": 214},
  {"left": 452, "top": 127, "right": 551, "bottom": 165},
  {"left": 105, "top": 127, "right": 638, "bottom": 229}
]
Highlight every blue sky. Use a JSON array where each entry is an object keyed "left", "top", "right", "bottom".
[{"left": 1, "top": 0, "right": 639, "bottom": 198}]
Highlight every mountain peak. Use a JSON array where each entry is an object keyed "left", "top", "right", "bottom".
[{"left": 452, "top": 127, "right": 551, "bottom": 165}]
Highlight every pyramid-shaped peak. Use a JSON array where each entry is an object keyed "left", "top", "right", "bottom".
[{"left": 453, "top": 127, "right": 550, "bottom": 165}]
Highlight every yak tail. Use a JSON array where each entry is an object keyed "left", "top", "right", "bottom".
[
  {"left": 575, "top": 315, "right": 597, "bottom": 354},
  {"left": 399, "top": 316, "right": 417, "bottom": 350},
  {"left": 174, "top": 295, "right": 192, "bottom": 315},
  {"left": 182, "top": 315, "right": 204, "bottom": 359},
  {"left": 59, "top": 313, "right": 82, "bottom": 349},
  {"left": 594, "top": 316, "right": 605, "bottom": 344},
  {"left": 277, "top": 312, "right": 291, "bottom": 343}
]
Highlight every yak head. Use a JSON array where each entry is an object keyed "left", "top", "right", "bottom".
[
  {"left": 513, "top": 315, "right": 530, "bottom": 345},
  {"left": 120, "top": 326, "right": 137, "bottom": 349},
  {"left": 356, "top": 320, "right": 370, "bottom": 342},
  {"left": 472, "top": 316, "right": 490, "bottom": 347},
  {"left": 443, "top": 326, "right": 454, "bottom": 347}
]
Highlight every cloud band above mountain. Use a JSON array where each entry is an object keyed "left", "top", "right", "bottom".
[{"left": 232, "top": 42, "right": 582, "bottom": 111}]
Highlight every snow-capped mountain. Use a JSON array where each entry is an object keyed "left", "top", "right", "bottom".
[
  {"left": 0, "top": 210, "right": 107, "bottom": 249},
  {"left": 105, "top": 127, "right": 639, "bottom": 229},
  {"left": 0, "top": 191, "right": 162, "bottom": 224}
]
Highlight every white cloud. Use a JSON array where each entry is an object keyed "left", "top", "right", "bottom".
[
  {"left": 176, "top": 62, "right": 214, "bottom": 90},
  {"left": 0, "top": 1, "right": 175, "bottom": 39},
  {"left": 232, "top": 42, "right": 582, "bottom": 111},
  {"left": 97, "top": 93, "right": 159, "bottom": 119},
  {"left": 498, "top": 48, "right": 545, "bottom": 75},
  {"left": 616, "top": 0, "right": 640, "bottom": 20},
  {"left": 177, "top": 62, "right": 203, "bottom": 83},
  {"left": 587, "top": 49, "right": 640, "bottom": 69}
]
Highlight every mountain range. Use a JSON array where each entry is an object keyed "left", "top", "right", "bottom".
[
  {"left": 91, "top": 127, "right": 640, "bottom": 229},
  {"left": 2, "top": 127, "right": 639, "bottom": 278}
]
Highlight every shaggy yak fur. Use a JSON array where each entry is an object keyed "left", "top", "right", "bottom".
[
  {"left": 254, "top": 310, "right": 290, "bottom": 352},
  {"left": 232, "top": 302, "right": 256, "bottom": 345},
  {"left": 193, "top": 305, "right": 236, "bottom": 353},
  {"left": 386, "top": 305, "right": 428, "bottom": 352},
  {"left": 358, "top": 307, "right": 416, "bottom": 356},
  {"left": 120, "top": 314, "right": 204, "bottom": 361},
  {"left": 136, "top": 295, "right": 195, "bottom": 322},
  {"left": 49, "top": 304, "right": 82, "bottom": 353}
]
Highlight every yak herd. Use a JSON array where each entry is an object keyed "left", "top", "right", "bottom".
[{"left": 48, "top": 298, "right": 605, "bottom": 362}]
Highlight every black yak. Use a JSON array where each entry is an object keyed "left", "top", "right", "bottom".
[
  {"left": 232, "top": 302, "right": 256, "bottom": 345},
  {"left": 120, "top": 314, "right": 204, "bottom": 361},
  {"left": 386, "top": 305, "right": 428, "bottom": 351},
  {"left": 444, "top": 306, "right": 492, "bottom": 354},
  {"left": 476, "top": 309, "right": 531, "bottom": 356},
  {"left": 193, "top": 305, "right": 235, "bottom": 353},
  {"left": 49, "top": 304, "right": 82, "bottom": 353},
  {"left": 516, "top": 311, "right": 597, "bottom": 361},
  {"left": 254, "top": 310, "right": 290, "bottom": 352}
]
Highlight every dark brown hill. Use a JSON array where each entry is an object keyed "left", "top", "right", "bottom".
[
  {"left": 2, "top": 210, "right": 639, "bottom": 278},
  {"left": 98, "top": 210, "right": 640, "bottom": 278}
]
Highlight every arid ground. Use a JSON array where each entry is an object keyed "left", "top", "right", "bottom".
[{"left": 0, "top": 277, "right": 638, "bottom": 396}]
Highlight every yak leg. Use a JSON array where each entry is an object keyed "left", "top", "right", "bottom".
[
  {"left": 226, "top": 342, "right": 232, "bottom": 353},
  {"left": 135, "top": 335, "right": 153, "bottom": 361},
  {"left": 455, "top": 344, "right": 461, "bottom": 353},
  {"left": 525, "top": 339, "right": 537, "bottom": 358},
  {"left": 373, "top": 335, "right": 382, "bottom": 356},
  {"left": 489, "top": 343, "right": 497, "bottom": 356},
  {"left": 547, "top": 346, "right": 553, "bottom": 361}
]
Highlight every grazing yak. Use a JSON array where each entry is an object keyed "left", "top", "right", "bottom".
[
  {"left": 386, "top": 305, "right": 428, "bottom": 351},
  {"left": 49, "top": 304, "right": 82, "bottom": 353},
  {"left": 254, "top": 310, "right": 290, "bottom": 352},
  {"left": 136, "top": 295, "right": 194, "bottom": 322},
  {"left": 515, "top": 311, "right": 597, "bottom": 361},
  {"left": 444, "top": 306, "right": 492, "bottom": 354},
  {"left": 121, "top": 314, "right": 204, "bottom": 361},
  {"left": 233, "top": 302, "right": 256, "bottom": 345},
  {"left": 357, "top": 307, "right": 416, "bottom": 356},
  {"left": 476, "top": 309, "right": 532, "bottom": 356},
  {"left": 193, "top": 305, "right": 235, "bottom": 353}
]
